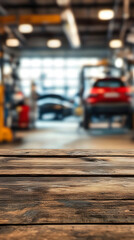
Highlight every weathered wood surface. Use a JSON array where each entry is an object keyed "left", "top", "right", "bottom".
[
  {"left": 0, "top": 149, "right": 134, "bottom": 239},
  {"left": 0, "top": 200, "right": 134, "bottom": 224},
  {"left": 0, "top": 177, "right": 134, "bottom": 200},
  {"left": 0, "top": 149, "right": 134, "bottom": 156},
  {"left": 1, "top": 225, "right": 134, "bottom": 240},
  {"left": 0, "top": 156, "right": 134, "bottom": 175}
]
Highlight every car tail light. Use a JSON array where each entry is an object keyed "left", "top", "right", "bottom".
[{"left": 86, "top": 93, "right": 99, "bottom": 104}]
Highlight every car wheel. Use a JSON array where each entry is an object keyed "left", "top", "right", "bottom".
[
  {"left": 128, "top": 112, "right": 134, "bottom": 130},
  {"left": 38, "top": 114, "right": 42, "bottom": 120}
]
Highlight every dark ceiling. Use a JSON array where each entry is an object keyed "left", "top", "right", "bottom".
[{"left": 0, "top": 0, "right": 134, "bottom": 51}]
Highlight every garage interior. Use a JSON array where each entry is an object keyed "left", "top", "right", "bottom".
[{"left": 0, "top": 0, "right": 134, "bottom": 150}]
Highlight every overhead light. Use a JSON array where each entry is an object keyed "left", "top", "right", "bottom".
[
  {"left": 62, "top": 9, "right": 81, "bottom": 48},
  {"left": 63, "top": 23, "right": 81, "bottom": 48},
  {"left": 62, "top": 9, "right": 75, "bottom": 28},
  {"left": 6, "top": 38, "right": 20, "bottom": 47},
  {"left": 3, "top": 64, "right": 12, "bottom": 75},
  {"left": 98, "top": 9, "right": 114, "bottom": 20},
  {"left": 18, "top": 24, "right": 33, "bottom": 33},
  {"left": 115, "top": 58, "right": 124, "bottom": 68},
  {"left": 56, "top": 0, "right": 70, "bottom": 6},
  {"left": 47, "top": 39, "right": 62, "bottom": 48},
  {"left": 109, "top": 39, "right": 123, "bottom": 48}
]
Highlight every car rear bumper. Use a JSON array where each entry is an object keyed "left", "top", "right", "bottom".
[{"left": 86, "top": 103, "right": 132, "bottom": 115}]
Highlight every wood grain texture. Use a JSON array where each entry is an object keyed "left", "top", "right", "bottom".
[
  {"left": 0, "top": 200, "right": 134, "bottom": 224},
  {"left": 0, "top": 156, "right": 134, "bottom": 175},
  {"left": 1, "top": 225, "right": 134, "bottom": 240},
  {"left": 0, "top": 149, "right": 134, "bottom": 239},
  {"left": 0, "top": 149, "right": 134, "bottom": 157},
  {"left": 0, "top": 177, "right": 134, "bottom": 201}
]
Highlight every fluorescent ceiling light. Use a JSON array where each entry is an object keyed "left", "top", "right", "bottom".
[
  {"left": 98, "top": 9, "right": 114, "bottom": 20},
  {"left": 62, "top": 9, "right": 81, "bottom": 48},
  {"left": 18, "top": 24, "right": 33, "bottom": 33},
  {"left": 109, "top": 39, "right": 123, "bottom": 48},
  {"left": 62, "top": 9, "right": 75, "bottom": 25},
  {"left": 47, "top": 39, "right": 62, "bottom": 48},
  {"left": 115, "top": 58, "right": 124, "bottom": 68},
  {"left": 56, "top": 0, "right": 70, "bottom": 6},
  {"left": 63, "top": 23, "right": 81, "bottom": 48},
  {"left": 6, "top": 38, "right": 19, "bottom": 47}
]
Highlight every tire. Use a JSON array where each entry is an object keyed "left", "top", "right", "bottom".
[
  {"left": 127, "top": 112, "right": 134, "bottom": 130},
  {"left": 83, "top": 106, "right": 90, "bottom": 129},
  {"left": 38, "top": 114, "right": 42, "bottom": 120}
]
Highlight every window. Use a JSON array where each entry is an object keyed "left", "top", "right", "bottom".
[
  {"left": 19, "top": 57, "right": 99, "bottom": 97},
  {"left": 95, "top": 79, "right": 124, "bottom": 88}
]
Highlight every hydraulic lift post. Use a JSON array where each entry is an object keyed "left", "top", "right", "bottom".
[{"left": 0, "top": 48, "right": 13, "bottom": 142}]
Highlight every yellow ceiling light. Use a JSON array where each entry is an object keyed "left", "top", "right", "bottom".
[
  {"left": 18, "top": 24, "right": 33, "bottom": 33},
  {"left": 98, "top": 9, "right": 114, "bottom": 20},
  {"left": 6, "top": 38, "right": 20, "bottom": 47},
  {"left": 47, "top": 39, "right": 62, "bottom": 48},
  {"left": 56, "top": 0, "right": 70, "bottom": 6},
  {"left": 109, "top": 39, "right": 123, "bottom": 48}
]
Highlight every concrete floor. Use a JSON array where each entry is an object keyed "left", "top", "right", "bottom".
[{"left": 0, "top": 120, "right": 134, "bottom": 150}]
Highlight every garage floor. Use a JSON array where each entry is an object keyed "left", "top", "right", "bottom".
[{"left": 0, "top": 120, "right": 133, "bottom": 150}]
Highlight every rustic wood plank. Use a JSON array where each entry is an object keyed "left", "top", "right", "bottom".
[
  {"left": 0, "top": 149, "right": 133, "bottom": 238},
  {"left": 0, "top": 149, "right": 134, "bottom": 157},
  {"left": 0, "top": 200, "right": 134, "bottom": 224},
  {"left": 0, "top": 156, "right": 134, "bottom": 175},
  {"left": 0, "top": 177, "right": 134, "bottom": 201},
  {"left": 1, "top": 225, "right": 134, "bottom": 240}
]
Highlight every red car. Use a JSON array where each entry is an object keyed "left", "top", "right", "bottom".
[{"left": 83, "top": 77, "right": 133, "bottom": 129}]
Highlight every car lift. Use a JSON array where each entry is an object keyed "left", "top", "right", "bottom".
[
  {"left": 126, "top": 58, "right": 134, "bottom": 138},
  {"left": 79, "top": 60, "right": 132, "bottom": 130},
  {"left": 0, "top": 51, "right": 13, "bottom": 143}
]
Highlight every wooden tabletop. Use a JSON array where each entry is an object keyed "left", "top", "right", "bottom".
[{"left": 0, "top": 149, "right": 134, "bottom": 239}]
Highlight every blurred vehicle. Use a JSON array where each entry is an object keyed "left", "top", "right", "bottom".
[
  {"left": 37, "top": 94, "right": 73, "bottom": 120},
  {"left": 83, "top": 77, "right": 133, "bottom": 129}
]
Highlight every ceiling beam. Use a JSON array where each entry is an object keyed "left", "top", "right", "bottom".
[
  {"left": 107, "top": 0, "right": 121, "bottom": 40},
  {"left": 1, "top": 15, "right": 133, "bottom": 26},
  {"left": 23, "top": 30, "right": 121, "bottom": 38},
  {"left": 0, "top": 5, "right": 7, "bottom": 15},
  {"left": 2, "top": 2, "right": 126, "bottom": 9},
  {"left": 16, "top": 43, "right": 109, "bottom": 51},
  {"left": 76, "top": 18, "right": 126, "bottom": 26},
  {"left": 0, "top": 14, "right": 61, "bottom": 25}
]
